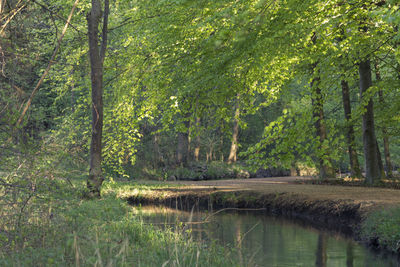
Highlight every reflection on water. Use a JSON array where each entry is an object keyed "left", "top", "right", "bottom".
[{"left": 132, "top": 206, "right": 400, "bottom": 267}]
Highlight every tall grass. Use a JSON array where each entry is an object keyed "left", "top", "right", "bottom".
[{"left": 0, "top": 177, "right": 237, "bottom": 266}]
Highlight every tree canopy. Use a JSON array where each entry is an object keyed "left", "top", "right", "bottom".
[{"left": 1, "top": 0, "right": 399, "bottom": 189}]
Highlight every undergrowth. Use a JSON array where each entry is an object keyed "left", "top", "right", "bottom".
[
  {"left": 166, "top": 161, "right": 251, "bottom": 181},
  {"left": 0, "top": 142, "right": 237, "bottom": 266},
  {"left": 0, "top": 179, "right": 238, "bottom": 266}
]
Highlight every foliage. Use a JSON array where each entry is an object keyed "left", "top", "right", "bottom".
[
  {"left": 361, "top": 207, "right": 400, "bottom": 253},
  {"left": 2, "top": 0, "right": 400, "bottom": 263},
  {"left": 3, "top": 0, "right": 398, "bottom": 180}
]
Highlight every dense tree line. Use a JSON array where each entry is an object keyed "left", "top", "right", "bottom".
[{"left": 1, "top": 0, "right": 399, "bottom": 194}]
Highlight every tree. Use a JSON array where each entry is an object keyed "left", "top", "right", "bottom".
[
  {"left": 359, "top": 59, "right": 382, "bottom": 183},
  {"left": 310, "top": 61, "right": 335, "bottom": 179},
  {"left": 375, "top": 62, "right": 393, "bottom": 178},
  {"left": 228, "top": 94, "right": 240, "bottom": 164},
  {"left": 341, "top": 79, "right": 362, "bottom": 177},
  {"left": 86, "top": 0, "right": 109, "bottom": 197}
]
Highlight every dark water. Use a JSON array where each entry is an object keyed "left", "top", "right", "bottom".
[{"left": 132, "top": 206, "right": 400, "bottom": 267}]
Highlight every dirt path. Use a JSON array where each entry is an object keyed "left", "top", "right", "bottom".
[{"left": 166, "top": 177, "right": 400, "bottom": 206}]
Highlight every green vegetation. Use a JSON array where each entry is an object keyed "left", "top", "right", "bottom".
[
  {"left": 362, "top": 207, "right": 400, "bottom": 253},
  {"left": 0, "top": 171, "right": 236, "bottom": 266},
  {"left": 1, "top": 0, "right": 400, "bottom": 263},
  {"left": 165, "top": 162, "right": 250, "bottom": 181},
  {"left": 2, "top": 0, "right": 399, "bottom": 187}
]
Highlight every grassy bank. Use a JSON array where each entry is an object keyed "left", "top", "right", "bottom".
[
  {"left": 361, "top": 206, "right": 400, "bottom": 253},
  {"left": 0, "top": 178, "right": 237, "bottom": 266}
]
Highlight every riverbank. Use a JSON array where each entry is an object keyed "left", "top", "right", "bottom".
[
  {"left": 117, "top": 177, "right": 400, "bottom": 254},
  {"left": 0, "top": 179, "right": 238, "bottom": 266}
]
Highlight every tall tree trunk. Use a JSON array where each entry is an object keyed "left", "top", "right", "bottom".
[
  {"left": 381, "top": 126, "right": 392, "bottom": 178},
  {"left": 311, "top": 66, "right": 335, "bottom": 179},
  {"left": 228, "top": 94, "right": 240, "bottom": 164},
  {"left": 220, "top": 134, "right": 224, "bottom": 162},
  {"left": 86, "top": 0, "right": 109, "bottom": 197},
  {"left": 290, "top": 162, "right": 300, "bottom": 176},
  {"left": 187, "top": 120, "right": 192, "bottom": 160},
  {"left": 177, "top": 120, "right": 189, "bottom": 166},
  {"left": 219, "top": 120, "right": 224, "bottom": 161},
  {"left": 375, "top": 62, "right": 393, "bottom": 178},
  {"left": 194, "top": 117, "right": 201, "bottom": 161},
  {"left": 359, "top": 59, "right": 382, "bottom": 184},
  {"left": 341, "top": 80, "right": 362, "bottom": 177},
  {"left": 153, "top": 133, "right": 164, "bottom": 167},
  {"left": 376, "top": 139, "right": 385, "bottom": 178}
]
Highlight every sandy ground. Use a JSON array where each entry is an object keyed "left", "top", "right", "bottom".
[{"left": 164, "top": 177, "right": 400, "bottom": 206}]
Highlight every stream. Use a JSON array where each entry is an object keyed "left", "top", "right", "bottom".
[{"left": 132, "top": 205, "right": 400, "bottom": 267}]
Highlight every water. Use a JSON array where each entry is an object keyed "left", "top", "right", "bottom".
[{"left": 132, "top": 205, "right": 400, "bottom": 267}]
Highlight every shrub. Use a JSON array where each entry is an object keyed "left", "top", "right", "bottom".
[
  {"left": 160, "top": 161, "right": 252, "bottom": 181},
  {"left": 205, "top": 162, "right": 235, "bottom": 179}
]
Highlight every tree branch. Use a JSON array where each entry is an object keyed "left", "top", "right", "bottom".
[
  {"left": 31, "top": 0, "right": 84, "bottom": 34},
  {"left": 15, "top": 0, "right": 80, "bottom": 126},
  {"left": 100, "top": 0, "right": 109, "bottom": 63},
  {"left": 0, "top": 0, "right": 27, "bottom": 36}
]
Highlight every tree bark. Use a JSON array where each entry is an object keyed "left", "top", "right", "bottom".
[
  {"left": 193, "top": 117, "right": 201, "bottom": 161},
  {"left": 86, "top": 0, "right": 109, "bottom": 197},
  {"left": 381, "top": 128, "right": 392, "bottom": 177},
  {"left": 375, "top": 62, "right": 393, "bottom": 178},
  {"left": 311, "top": 66, "right": 335, "bottom": 179},
  {"left": 153, "top": 133, "right": 164, "bottom": 168},
  {"left": 359, "top": 59, "right": 382, "bottom": 184},
  {"left": 228, "top": 94, "right": 240, "bottom": 164},
  {"left": 340, "top": 80, "right": 362, "bottom": 177},
  {"left": 177, "top": 119, "right": 189, "bottom": 166}
]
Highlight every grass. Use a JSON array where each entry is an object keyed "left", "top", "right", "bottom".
[
  {"left": 0, "top": 176, "right": 238, "bottom": 266},
  {"left": 361, "top": 206, "right": 400, "bottom": 253}
]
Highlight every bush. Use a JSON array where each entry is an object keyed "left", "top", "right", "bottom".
[
  {"left": 172, "top": 166, "right": 203, "bottom": 180},
  {"left": 165, "top": 161, "right": 251, "bottom": 181},
  {"left": 205, "top": 162, "right": 235, "bottom": 179}
]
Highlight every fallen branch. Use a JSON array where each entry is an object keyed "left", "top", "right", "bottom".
[{"left": 203, "top": 207, "right": 266, "bottom": 222}]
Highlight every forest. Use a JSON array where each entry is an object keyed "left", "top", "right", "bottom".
[{"left": 1, "top": 0, "right": 400, "bottom": 265}]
